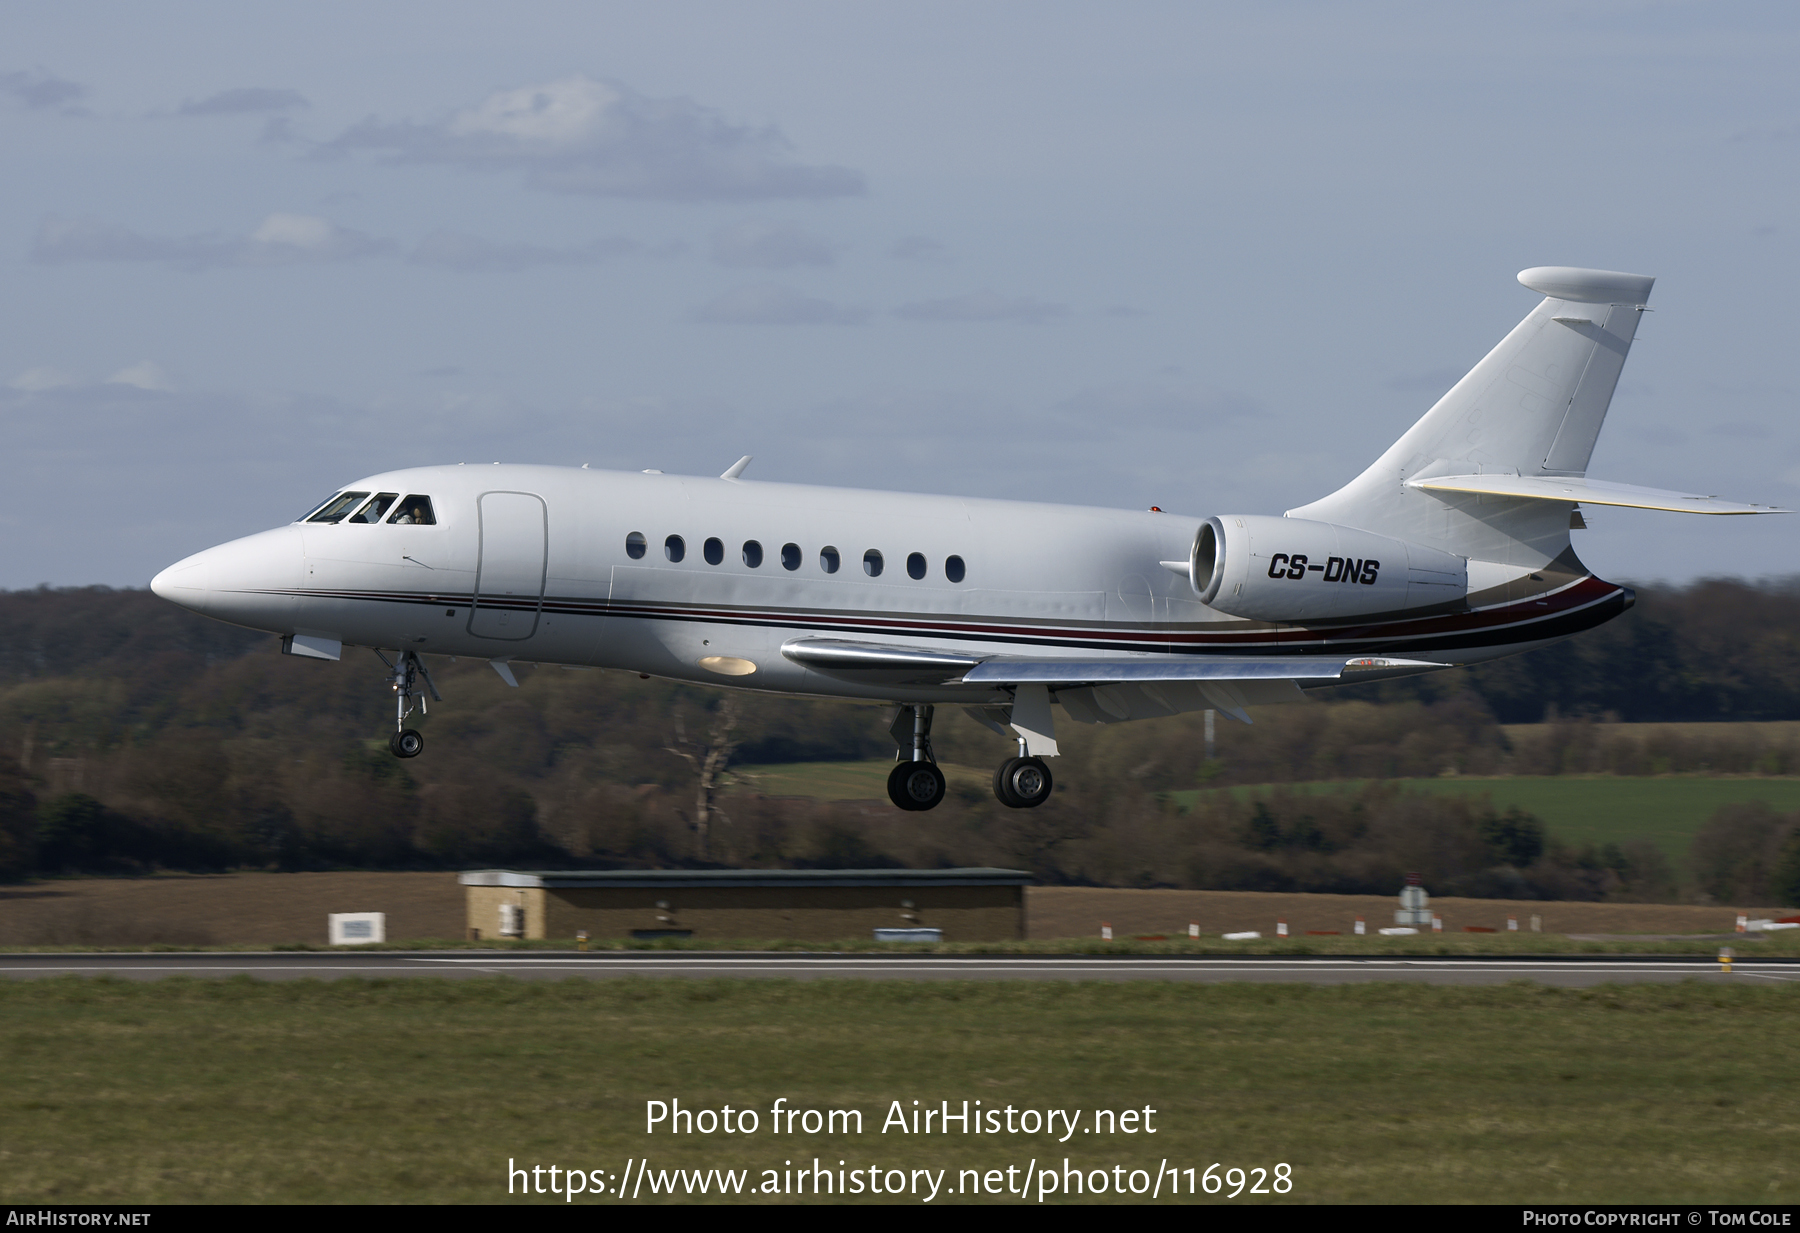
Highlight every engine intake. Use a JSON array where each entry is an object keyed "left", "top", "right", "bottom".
[{"left": 1192, "top": 515, "right": 1467, "bottom": 622}]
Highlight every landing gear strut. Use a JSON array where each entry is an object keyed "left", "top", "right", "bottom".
[
  {"left": 375, "top": 649, "right": 439, "bottom": 759},
  {"left": 993, "top": 740, "right": 1053, "bottom": 809},
  {"left": 886, "top": 704, "right": 946, "bottom": 811}
]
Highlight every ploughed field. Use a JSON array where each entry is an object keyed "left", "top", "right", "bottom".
[{"left": 0, "top": 872, "right": 1783, "bottom": 950}]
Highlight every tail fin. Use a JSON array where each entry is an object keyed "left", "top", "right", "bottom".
[{"left": 1288, "top": 266, "right": 1653, "bottom": 566}]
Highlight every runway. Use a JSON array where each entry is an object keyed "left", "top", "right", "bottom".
[{"left": 2, "top": 950, "right": 1796, "bottom": 985}]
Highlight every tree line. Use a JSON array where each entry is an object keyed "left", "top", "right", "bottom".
[{"left": 1, "top": 579, "right": 1798, "bottom": 902}]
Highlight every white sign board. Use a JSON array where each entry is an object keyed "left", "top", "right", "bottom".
[{"left": 329, "top": 912, "right": 386, "bottom": 945}]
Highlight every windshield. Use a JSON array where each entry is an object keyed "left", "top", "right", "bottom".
[
  {"left": 307, "top": 492, "right": 370, "bottom": 524},
  {"left": 349, "top": 493, "right": 398, "bottom": 523},
  {"left": 297, "top": 493, "right": 341, "bottom": 522}
]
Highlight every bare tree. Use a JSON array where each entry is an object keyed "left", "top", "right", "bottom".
[{"left": 665, "top": 697, "right": 742, "bottom": 859}]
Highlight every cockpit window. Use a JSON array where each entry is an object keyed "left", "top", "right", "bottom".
[
  {"left": 349, "top": 493, "right": 399, "bottom": 523},
  {"left": 387, "top": 496, "right": 436, "bottom": 526},
  {"left": 298, "top": 493, "right": 341, "bottom": 522},
  {"left": 308, "top": 492, "right": 370, "bottom": 524}
]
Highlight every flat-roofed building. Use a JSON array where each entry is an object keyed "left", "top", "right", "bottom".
[{"left": 459, "top": 868, "right": 1032, "bottom": 942}]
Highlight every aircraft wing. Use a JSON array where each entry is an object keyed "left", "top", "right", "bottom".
[
  {"left": 1407, "top": 474, "right": 1789, "bottom": 515},
  {"left": 780, "top": 637, "right": 1445, "bottom": 688}
]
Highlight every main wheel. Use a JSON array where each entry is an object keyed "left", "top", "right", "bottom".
[
  {"left": 993, "top": 757, "right": 1025, "bottom": 807},
  {"left": 390, "top": 728, "right": 424, "bottom": 759},
  {"left": 996, "top": 756, "right": 1052, "bottom": 808},
  {"left": 887, "top": 760, "right": 946, "bottom": 811}
]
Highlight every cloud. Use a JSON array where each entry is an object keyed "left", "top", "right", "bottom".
[
  {"left": 325, "top": 75, "right": 864, "bottom": 201},
  {"left": 9, "top": 368, "right": 80, "bottom": 392},
  {"left": 107, "top": 362, "right": 175, "bottom": 392},
  {"left": 888, "top": 235, "right": 948, "bottom": 263},
  {"left": 408, "top": 231, "right": 645, "bottom": 272},
  {"left": 894, "top": 290, "right": 1066, "bottom": 323},
  {"left": 688, "top": 284, "right": 868, "bottom": 325},
  {"left": 31, "top": 214, "right": 396, "bottom": 270},
  {"left": 709, "top": 220, "right": 834, "bottom": 269},
  {"left": 0, "top": 69, "right": 87, "bottom": 113},
  {"left": 1385, "top": 366, "right": 1465, "bottom": 394},
  {"left": 178, "top": 87, "right": 309, "bottom": 116},
  {"left": 1052, "top": 382, "right": 1263, "bottom": 428},
  {"left": 1714, "top": 422, "right": 1776, "bottom": 440}
]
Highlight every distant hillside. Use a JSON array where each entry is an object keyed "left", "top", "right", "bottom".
[{"left": 1, "top": 579, "right": 1798, "bottom": 899}]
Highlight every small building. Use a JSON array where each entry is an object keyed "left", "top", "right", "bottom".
[{"left": 458, "top": 868, "right": 1033, "bottom": 942}]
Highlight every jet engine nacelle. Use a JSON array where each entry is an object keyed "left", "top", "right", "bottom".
[{"left": 1192, "top": 515, "right": 1468, "bottom": 622}]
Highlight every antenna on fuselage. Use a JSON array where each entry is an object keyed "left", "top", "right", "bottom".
[{"left": 720, "top": 455, "right": 753, "bottom": 480}]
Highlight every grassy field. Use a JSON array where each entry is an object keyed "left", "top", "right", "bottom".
[
  {"left": 729, "top": 759, "right": 989, "bottom": 799},
  {"left": 737, "top": 756, "right": 1800, "bottom": 872},
  {"left": 2, "top": 977, "right": 1797, "bottom": 1204},
  {"left": 1168, "top": 776, "right": 1800, "bottom": 867}
]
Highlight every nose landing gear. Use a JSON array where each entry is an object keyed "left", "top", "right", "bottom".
[
  {"left": 375, "top": 649, "right": 439, "bottom": 759},
  {"left": 886, "top": 704, "right": 947, "bottom": 811}
]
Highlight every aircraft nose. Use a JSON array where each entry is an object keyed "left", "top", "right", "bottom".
[{"left": 150, "top": 555, "right": 212, "bottom": 613}]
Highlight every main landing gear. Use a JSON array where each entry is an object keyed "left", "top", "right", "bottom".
[
  {"left": 884, "top": 705, "right": 1054, "bottom": 810},
  {"left": 993, "top": 747, "right": 1053, "bottom": 809},
  {"left": 886, "top": 705, "right": 947, "bottom": 811},
  {"left": 375, "top": 649, "right": 439, "bottom": 759}
]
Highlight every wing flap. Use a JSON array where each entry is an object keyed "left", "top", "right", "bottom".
[
  {"left": 1408, "top": 474, "right": 1789, "bottom": 515},
  {"left": 782, "top": 637, "right": 1449, "bottom": 688}
]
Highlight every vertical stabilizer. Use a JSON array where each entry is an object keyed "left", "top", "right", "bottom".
[{"left": 1287, "top": 266, "right": 1653, "bottom": 566}]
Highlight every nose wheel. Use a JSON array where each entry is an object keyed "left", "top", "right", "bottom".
[
  {"left": 994, "top": 755, "right": 1052, "bottom": 808},
  {"left": 375, "top": 649, "right": 440, "bottom": 758}
]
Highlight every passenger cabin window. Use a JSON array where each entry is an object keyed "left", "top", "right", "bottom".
[
  {"left": 665, "top": 534, "right": 685, "bottom": 562},
  {"left": 349, "top": 493, "right": 398, "bottom": 523},
  {"left": 820, "top": 546, "right": 840, "bottom": 574},
  {"left": 742, "top": 540, "right": 763, "bottom": 568},
  {"left": 625, "top": 531, "right": 647, "bottom": 559},
  {"left": 781, "top": 543, "right": 801, "bottom": 571},
  {"left": 863, "top": 549, "right": 883, "bottom": 577},
  {"left": 703, "top": 537, "right": 724, "bottom": 565},
  {"left": 906, "top": 552, "right": 926, "bottom": 580},
  {"left": 388, "top": 496, "right": 436, "bottom": 525},
  {"left": 308, "top": 492, "right": 370, "bottom": 524},
  {"left": 946, "top": 555, "right": 966, "bottom": 583}
]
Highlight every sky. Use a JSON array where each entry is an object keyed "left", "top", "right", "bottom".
[{"left": 3, "top": 1, "right": 1797, "bottom": 588}]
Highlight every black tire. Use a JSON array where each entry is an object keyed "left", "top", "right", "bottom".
[
  {"left": 1003, "top": 756, "right": 1052, "bottom": 808},
  {"left": 993, "top": 757, "right": 1025, "bottom": 807},
  {"left": 887, "top": 760, "right": 946, "bottom": 811},
  {"left": 390, "top": 729, "right": 425, "bottom": 759}
]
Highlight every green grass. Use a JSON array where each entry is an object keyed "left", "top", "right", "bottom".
[
  {"left": 729, "top": 759, "right": 991, "bottom": 799},
  {"left": 1168, "top": 776, "right": 1800, "bottom": 867},
  {"left": 3, "top": 977, "right": 1798, "bottom": 1204}
]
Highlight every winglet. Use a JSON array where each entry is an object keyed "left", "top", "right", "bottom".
[{"left": 721, "top": 455, "right": 753, "bottom": 480}]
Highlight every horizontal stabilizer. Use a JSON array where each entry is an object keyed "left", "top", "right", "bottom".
[{"left": 1408, "top": 474, "right": 1789, "bottom": 515}]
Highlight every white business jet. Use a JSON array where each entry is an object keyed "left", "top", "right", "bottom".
[{"left": 151, "top": 266, "right": 1784, "bottom": 812}]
